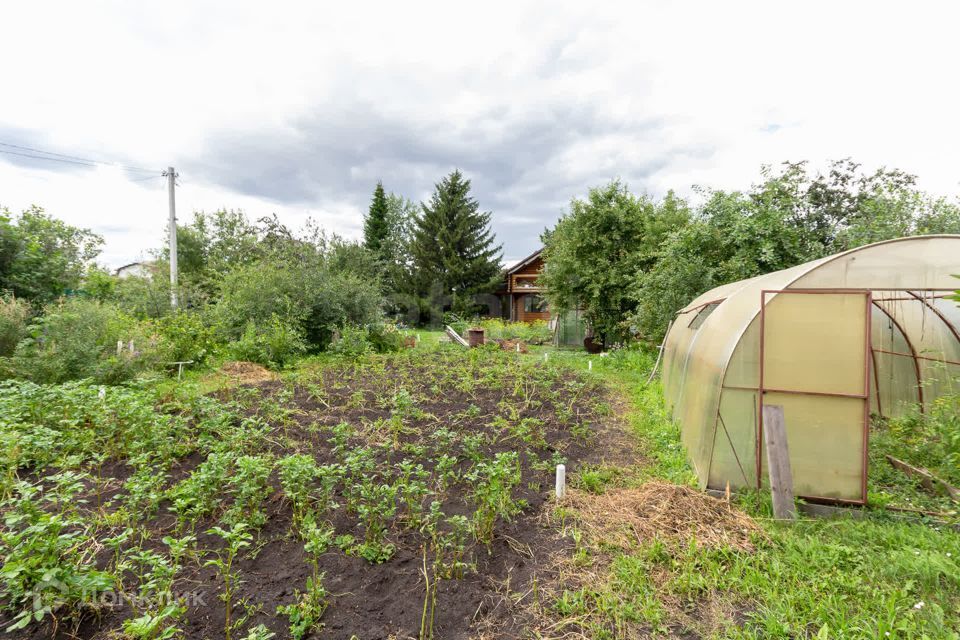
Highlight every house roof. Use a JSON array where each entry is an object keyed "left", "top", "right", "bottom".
[{"left": 505, "top": 248, "right": 543, "bottom": 275}]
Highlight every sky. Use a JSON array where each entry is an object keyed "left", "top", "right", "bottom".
[{"left": 2, "top": 1, "right": 959, "bottom": 268}]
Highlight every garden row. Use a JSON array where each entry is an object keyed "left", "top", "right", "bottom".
[{"left": 0, "top": 346, "right": 610, "bottom": 639}]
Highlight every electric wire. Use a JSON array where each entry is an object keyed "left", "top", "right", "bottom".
[{"left": 0, "top": 141, "right": 159, "bottom": 174}]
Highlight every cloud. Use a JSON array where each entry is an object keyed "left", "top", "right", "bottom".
[{"left": 1, "top": 0, "right": 960, "bottom": 267}]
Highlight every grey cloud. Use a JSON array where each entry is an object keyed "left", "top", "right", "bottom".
[{"left": 186, "top": 98, "right": 712, "bottom": 261}]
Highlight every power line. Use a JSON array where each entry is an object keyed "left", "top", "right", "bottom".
[
  {"left": 0, "top": 148, "right": 102, "bottom": 169},
  {"left": 0, "top": 141, "right": 158, "bottom": 174}
]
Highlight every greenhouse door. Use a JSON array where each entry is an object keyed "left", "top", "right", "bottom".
[{"left": 759, "top": 290, "right": 871, "bottom": 504}]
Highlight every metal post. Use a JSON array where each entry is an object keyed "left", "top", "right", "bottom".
[{"left": 166, "top": 166, "right": 178, "bottom": 309}]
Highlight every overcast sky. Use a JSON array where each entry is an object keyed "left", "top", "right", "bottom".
[{"left": 2, "top": 1, "right": 959, "bottom": 268}]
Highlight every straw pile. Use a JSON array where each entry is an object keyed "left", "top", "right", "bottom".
[
  {"left": 495, "top": 339, "right": 529, "bottom": 353},
  {"left": 564, "top": 481, "right": 764, "bottom": 552},
  {"left": 219, "top": 361, "right": 276, "bottom": 384}
]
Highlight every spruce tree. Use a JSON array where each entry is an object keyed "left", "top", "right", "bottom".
[
  {"left": 363, "top": 181, "right": 390, "bottom": 257},
  {"left": 411, "top": 170, "right": 502, "bottom": 314}
]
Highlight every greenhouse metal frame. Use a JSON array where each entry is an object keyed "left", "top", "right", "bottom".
[{"left": 662, "top": 235, "right": 960, "bottom": 504}]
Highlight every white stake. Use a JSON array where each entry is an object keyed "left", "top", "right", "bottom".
[
  {"left": 516, "top": 342, "right": 520, "bottom": 353},
  {"left": 416, "top": 333, "right": 421, "bottom": 343},
  {"left": 544, "top": 352, "right": 549, "bottom": 362},
  {"left": 116, "top": 340, "right": 123, "bottom": 355},
  {"left": 555, "top": 464, "right": 566, "bottom": 499},
  {"left": 588, "top": 360, "right": 592, "bottom": 371}
]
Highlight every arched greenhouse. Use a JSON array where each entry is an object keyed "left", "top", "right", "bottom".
[{"left": 662, "top": 235, "right": 960, "bottom": 504}]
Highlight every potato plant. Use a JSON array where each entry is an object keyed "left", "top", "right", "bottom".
[{"left": 0, "top": 345, "right": 609, "bottom": 638}]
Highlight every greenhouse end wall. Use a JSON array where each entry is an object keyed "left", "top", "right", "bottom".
[{"left": 662, "top": 235, "right": 960, "bottom": 504}]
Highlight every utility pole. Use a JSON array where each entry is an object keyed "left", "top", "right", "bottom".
[{"left": 165, "top": 166, "right": 178, "bottom": 309}]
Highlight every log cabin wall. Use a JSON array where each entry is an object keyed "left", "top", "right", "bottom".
[
  {"left": 514, "top": 294, "right": 550, "bottom": 322},
  {"left": 506, "top": 253, "right": 551, "bottom": 322}
]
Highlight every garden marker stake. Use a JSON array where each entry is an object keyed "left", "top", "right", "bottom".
[
  {"left": 544, "top": 352, "right": 549, "bottom": 363},
  {"left": 588, "top": 360, "right": 592, "bottom": 371},
  {"left": 555, "top": 464, "right": 566, "bottom": 498}
]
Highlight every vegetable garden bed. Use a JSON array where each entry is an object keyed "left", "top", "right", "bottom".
[{"left": 0, "top": 346, "right": 613, "bottom": 639}]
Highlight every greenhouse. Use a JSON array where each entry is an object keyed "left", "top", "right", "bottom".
[{"left": 662, "top": 235, "right": 960, "bottom": 504}]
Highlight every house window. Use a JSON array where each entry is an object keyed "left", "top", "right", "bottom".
[
  {"left": 688, "top": 301, "right": 721, "bottom": 329},
  {"left": 524, "top": 294, "right": 548, "bottom": 313}
]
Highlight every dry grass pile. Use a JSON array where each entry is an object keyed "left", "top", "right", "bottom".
[
  {"left": 565, "top": 481, "right": 763, "bottom": 552},
  {"left": 219, "top": 360, "right": 276, "bottom": 384},
  {"left": 496, "top": 339, "right": 529, "bottom": 353}
]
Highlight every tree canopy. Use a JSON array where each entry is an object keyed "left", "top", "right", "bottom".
[
  {"left": 541, "top": 160, "right": 960, "bottom": 345},
  {"left": 363, "top": 181, "right": 390, "bottom": 257},
  {"left": 538, "top": 182, "right": 689, "bottom": 344},
  {"left": 0, "top": 206, "right": 102, "bottom": 302},
  {"left": 410, "top": 170, "right": 502, "bottom": 316}
]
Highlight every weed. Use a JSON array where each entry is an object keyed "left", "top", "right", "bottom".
[{"left": 573, "top": 464, "right": 623, "bottom": 494}]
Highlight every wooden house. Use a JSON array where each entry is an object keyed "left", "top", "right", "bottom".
[{"left": 502, "top": 248, "right": 550, "bottom": 322}]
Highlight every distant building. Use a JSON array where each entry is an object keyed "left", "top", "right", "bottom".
[
  {"left": 502, "top": 248, "right": 550, "bottom": 322},
  {"left": 496, "top": 247, "right": 588, "bottom": 347},
  {"left": 115, "top": 261, "right": 154, "bottom": 279}
]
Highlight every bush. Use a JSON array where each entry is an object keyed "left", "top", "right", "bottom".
[
  {"left": 153, "top": 310, "right": 220, "bottom": 365},
  {"left": 365, "top": 323, "right": 406, "bottom": 353},
  {"left": 215, "top": 261, "right": 383, "bottom": 350},
  {"left": 7, "top": 298, "right": 162, "bottom": 384},
  {"left": 0, "top": 296, "right": 31, "bottom": 357},
  {"left": 328, "top": 326, "right": 372, "bottom": 358},
  {"left": 228, "top": 315, "right": 307, "bottom": 369},
  {"left": 479, "top": 318, "right": 552, "bottom": 345},
  {"left": 329, "top": 323, "right": 407, "bottom": 358}
]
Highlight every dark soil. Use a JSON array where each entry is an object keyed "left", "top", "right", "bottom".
[{"left": 3, "top": 348, "right": 625, "bottom": 640}]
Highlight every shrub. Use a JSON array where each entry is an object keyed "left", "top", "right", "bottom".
[
  {"left": 153, "top": 310, "right": 220, "bottom": 365},
  {"left": 328, "top": 326, "right": 372, "bottom": 358},
  {"left": 228, "top": 315, "right": 307, "bottom": 369},
  {"left": 478, "top": 318, "right": 552, "bottom": 345},
  {"left": 214, "top": 261, "right": 383, "bottom": 350},
  {"left": 7, "top": 298, "right": 162, "bottom": 384},
  {"left": 0, "top": 296, "right": 30, "bottom": 357},
  {"left": 365, "top": 323, "right": 406, "bottom": 353},
  {"left": 442, "top": 312, "right": 468, "bottom": 336},
  {"left": 329, "top": 323, "right": 407, "bottom": 357}
]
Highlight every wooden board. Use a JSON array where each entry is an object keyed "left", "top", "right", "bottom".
[
  {"left": 444, "top": 325, "right": 469, "bottom": 348},
  {"left": 762, "top": 404, "right": 797, "bottom": 519},
  {"left": 886, "top": 455, "right": 960, "bottom": 501}
]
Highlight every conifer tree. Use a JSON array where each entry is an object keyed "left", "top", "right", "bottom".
[
  {"left": 411, "top": 170, "right": 502, "bottom": 314},
  {"left": 363, "top": 181, "right": 390, "bottom": 257}
]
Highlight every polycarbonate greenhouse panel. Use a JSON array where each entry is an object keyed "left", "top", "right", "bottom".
[
  {"left": 709, "top": 388, "right": 758, "bottom": 490},
  {"left": 662, "top": 236, "right": 960, "bottom": 505},
  {"left": 870, "top": 309, "right": 921, "bottom": 418},
  {"left": 759, "top": 392, "right": 865, "bottom": 499},
  {"left": 760, "top": 291, "right": 869, "bottom": 502},
  {"left": 762, "top": 292, "right": 868, "bottom": 397}
]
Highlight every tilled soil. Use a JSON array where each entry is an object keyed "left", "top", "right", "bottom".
[{"left": 3, "top": 348, "right": 620, "bottom": 640}]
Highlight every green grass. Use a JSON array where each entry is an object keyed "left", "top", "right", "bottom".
[
  {"left": 869, "top": 396, "right": 960, "bottom": 516},
  {"left": 538, "top": 344, "right": 960, "bottom": 639}
]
